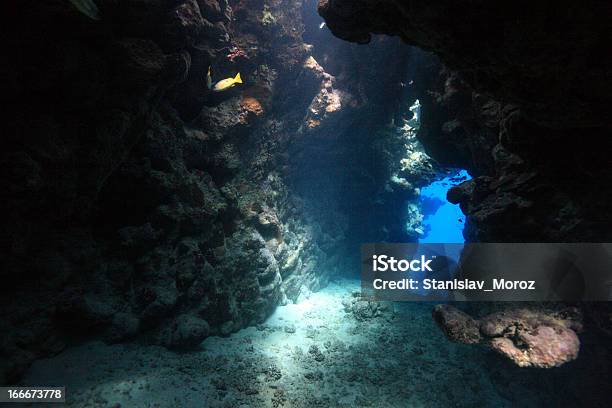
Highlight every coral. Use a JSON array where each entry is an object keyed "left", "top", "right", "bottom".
[
  {"left": 300, "top": 56, "right": 347, "bottom": 131},
  {"left": 227, "top": 46, "right": 249, "bottom": 62},
  {"left": 165, "top": 0, "right": 206, "bottom": 47},
  {"left": 490, "top": 326, "right": 579, "bottom": 369},
  {"left": 308, "top": 345, "right": 325, "bottom": 362},
  {"left": 239, "top": 96, "right": 264, "bottom": 120},
  {"left": 261, "top": 4, "right": 277, "bottom": 26},
  {"left": 1, "top": 0, "right": 391, "bottom": 383}
]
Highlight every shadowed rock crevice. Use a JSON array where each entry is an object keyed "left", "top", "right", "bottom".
[
  {"left": 318, "top": 0, "right": 611, "bottom": 128},
  {"left": 318, "top": 0, "right": 612, "bottom": 243},
  {"left": 318, "top": 0, "right": 612, "bottom": 371}
]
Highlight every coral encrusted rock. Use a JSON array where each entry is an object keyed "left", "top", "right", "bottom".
[
  {"left": 301, "top": 56, "right": 345, "bottom": 131},
  {"left": 433, "top": 305, "right": 582, "bottom": 368},
  {"left": 490, "top": 326, "right": 579, "bottom": 369}
]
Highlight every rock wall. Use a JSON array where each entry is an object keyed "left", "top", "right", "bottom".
[
  {"left": 318, "top": 0, "right": 612, "bottom": 369},
  {"left": 318, "top": 0, "right": 611, "bottom": 128},
  {"left": 318, "top": 0, "right": 612, "bottom": 243},
  {"left": 1, "top": 0, "right": 427, "bottom": 383},
  {"left": 2, "top": 0, "right": 334, "bottom": 382},
  {"left": 290, "top": 16, "right": 442, "bottom": 247}
]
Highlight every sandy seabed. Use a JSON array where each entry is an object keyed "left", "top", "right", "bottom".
[{"left": 17, "top": 280, "right": 593, "bottom": 407}]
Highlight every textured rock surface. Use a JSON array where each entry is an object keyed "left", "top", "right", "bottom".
[
  {"left": 432, "top": 304, "right": 481, "bottom": 344},
  {"left": 157, "top": 314, "right": 210, "bottom": 350},
  {"left": 318, "top": 0, "right": 612, "bottom": 370},
  {"left": 318, "top": 0, "right": 612, "bottom": 243},
  {"left": 5, "top": 0, "right": 611, "bottom": 386},
  {"left": 342, "top": 291, "right": 393, "bottom": 322},
  {"left": 1, "top": 0, "right": 429, "bottom": 383},
  {"left": 318, "top": 0, "right": 611, "bottom": 128},
  {"left": 434, "top": 305, "right": 582, "bottom": 368},
  {"left": 1, "top": 0, "right": 345, "bottom": 382},
  {"left": 490, "top": 326, "right": 579, "bottom": 369}
]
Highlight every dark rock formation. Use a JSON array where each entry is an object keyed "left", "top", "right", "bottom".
[
  {"left": 432, "top": 304, "right": 481, "bottom": 344},
  {"left": 4, "top": 0, "right": 609, "bottom": 386},
  {"left": 1, "top": 0, "right": 427, "bottom": 383},
  {"left": 2, "top": 0, "right": 347, "bottom": 382},
  {"left": 417, "top": 67, "right": 499, "bottom": 177},
  {"left": 318, "top": 0, "right": 612, "bottom": 243},
  {"left": 342, "top": 291, "right": 393, "bottom": 321},
  {"left": 318, "top": 0, "right": 611, "bottom": 128},
  {"left": 157, "top": 314, "right": 210, "bottom": 350},
  {"left": 318, "top": 0, "right": 612, "bottom": 368}
]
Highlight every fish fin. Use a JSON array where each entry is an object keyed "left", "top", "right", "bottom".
[
  {"left": 234, "top": 72, "right": 242, "bottom": 84},
  {"left": 207, "top": 66, "right": 212, "bottom": 89},
  {"left": 68, "top": 0, "right": 100, "bottom": 20}
]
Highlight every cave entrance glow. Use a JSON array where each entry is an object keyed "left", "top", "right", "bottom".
[{"left": 418, "top": 170, "right": 471, "bottom": 244}]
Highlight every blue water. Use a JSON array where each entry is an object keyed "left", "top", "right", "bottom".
[
  {"left": 403, "top": 169, "right": 471, "bottom": 296},
  {"left": 418, "top": 170, "right": 471, "bottom": 244}
]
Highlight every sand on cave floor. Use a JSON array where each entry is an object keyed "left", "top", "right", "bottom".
[{"left": 19, "top": 280, "right": 574, "bottom": 408}]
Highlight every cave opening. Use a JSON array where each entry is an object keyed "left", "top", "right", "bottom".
[{"left": 418, "top": 169, "right": 471, "bottom": 244}]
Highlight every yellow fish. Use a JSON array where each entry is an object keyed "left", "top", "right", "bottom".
[
  {"left": 212, "top": 72, "right": 243, "bottom": 92},
  {"left": 68, "top": 0, "right": 100, "bottom": 20}
]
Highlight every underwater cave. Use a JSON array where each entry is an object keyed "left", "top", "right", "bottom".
[{"left": 1, "top": 0, "right": 611, "bottom": 407}]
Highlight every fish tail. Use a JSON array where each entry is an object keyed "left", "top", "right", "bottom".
[{"left": 234, "top": 72, "right": 242, "bottom": 84}]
